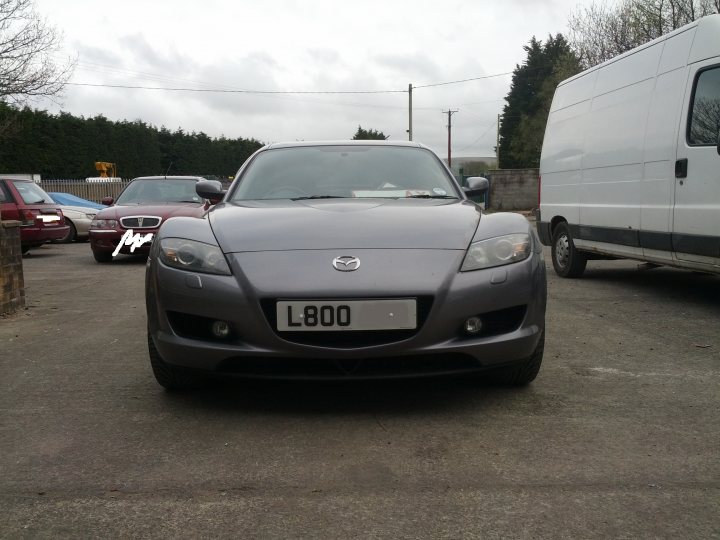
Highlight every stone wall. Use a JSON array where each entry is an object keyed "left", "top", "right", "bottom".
[
  {"left": 485, "top": 169, "right": 539, "bottom": 211},
  {"left": 0, "top": 221, "right": 25, "bottom": 315}
]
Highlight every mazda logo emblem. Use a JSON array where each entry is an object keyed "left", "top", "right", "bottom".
[{"left": 332, "top": 256, "right": 360, "bottom": 272}]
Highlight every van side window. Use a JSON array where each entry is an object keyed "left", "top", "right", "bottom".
[
  {"left": 688, "top": 66, "right": 720, "bottom": 146},
  {"left": 0, "top": 183, "right": 9, "bottom": 203}
]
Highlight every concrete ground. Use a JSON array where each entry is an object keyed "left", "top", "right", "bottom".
[{"left": 1, "top": 242, "right": 718, "bottom": 539}]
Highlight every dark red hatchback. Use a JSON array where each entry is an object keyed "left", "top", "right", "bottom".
[{"left": 0, "top": 177, "right": 69, "bottom": 253}]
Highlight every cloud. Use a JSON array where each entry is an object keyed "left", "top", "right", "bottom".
[
  {"left": 34, "top": 0, "right": 590, "bottom": 158},
  {"left": 373, "top": 53, "right": 443, "bottom": 83},
  {"left": 73, "top": 44, "right": 123, "bottom": 66}
]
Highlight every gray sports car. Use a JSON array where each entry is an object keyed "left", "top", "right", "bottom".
[{"left": 145, "top": 141, "right": 546, "bottom": 389}]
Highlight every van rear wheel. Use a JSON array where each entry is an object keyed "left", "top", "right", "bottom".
[{"left": 552, "top": 222, "right": 587, "bottom": 278}]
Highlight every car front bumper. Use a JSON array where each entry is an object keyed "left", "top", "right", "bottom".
[
  {"left": 72, "top": 217, "right": 94, "bottom": 238},
  {"left": 146, "top": 249, "right": 547, "bottom": 379},
  {"left": 90, "top": 228, "right": 159, "bottom": 255}
]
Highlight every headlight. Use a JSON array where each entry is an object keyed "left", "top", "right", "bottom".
[
  {"left": 90, "top": 218, "right": 118, "bottom": 229},
  {"left": 159, "top": 238, "right": 231, "bottom": 275},
  {"left": 460, "top": 233, "right": 532, "bottom": 272}
]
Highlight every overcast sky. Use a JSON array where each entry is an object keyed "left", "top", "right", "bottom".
[{"left": 34, "top": 0, "right": 594, "bottom": 160}]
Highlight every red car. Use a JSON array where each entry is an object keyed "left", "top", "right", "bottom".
[
  {"left": 0, "top": 177, "right": 69, "bottom": 254},
  {"left": 89, "top": 176, "right": 221, "bottom": 263}
]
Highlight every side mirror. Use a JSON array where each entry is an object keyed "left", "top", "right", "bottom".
[
  {"left": 101, "top": 196, "right": 114, "bottom": 206},
  {"left": 196, "top": 180, "right": 225, "bottom": 204},
  {"left": 463, "top": 176, "right": 489, "bottom": 198}
]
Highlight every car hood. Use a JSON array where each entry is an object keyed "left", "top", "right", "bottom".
[
  {"left": 208, "top": 198, "right": 482, "bottom": 252},
  {"left": 95, "top": 203, "right": 205, "bottom": 220},
  {"left": 59, "top": 205, "right": 99, "bottom": 216}
]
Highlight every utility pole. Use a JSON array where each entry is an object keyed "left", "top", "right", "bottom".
[
  {"left": 496, "top": 113, "right": 501, "bottom": 165},
  {"left": 408, "top": 84, "right": 413, "bottom": 141},
  {"left": 442, "top": 109, "right": 459, "bottom": 168}
]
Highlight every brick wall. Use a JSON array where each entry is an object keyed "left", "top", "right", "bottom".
[
  {"left": 485, "top": 169, "right": 539, "bottom": 211},
  {"left": 0, "top": 221, "right": 25, "bottom": 315}
]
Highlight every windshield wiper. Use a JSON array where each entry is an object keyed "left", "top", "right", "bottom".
[
  {"left": 30, "top": 198, "right": 47, "bottom": 204},
  {"left": 290, "top": 195, "right": 345, "bottom": 201},
  {"left": 405, "top": 194, "right": 458, "bottom": 199}
]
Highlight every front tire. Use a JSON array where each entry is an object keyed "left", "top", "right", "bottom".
[
  {"left": 487, "top": 332, "right": 545, "bottom": 386},
  {"left": 56, "top": 221, "right": 77, "bottom": 243},
  {"left": 551, "top": 222, "right": 587, "bottom": 278},
  {"left": 93, "top": 250, "right": 113, "bottom": 263},
  {"left": 148, "top": 330, "right": 199, "bottom": 391}
]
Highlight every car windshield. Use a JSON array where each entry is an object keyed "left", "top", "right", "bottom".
[
  {"left": 230, "top": 145, "right": 459, "bottom": 201},
  {"left": 115, "top": 179, "right": 202, "bottom": 205},
  {"left": 10, "top": 180, "right": 53, "bottom": 204}
]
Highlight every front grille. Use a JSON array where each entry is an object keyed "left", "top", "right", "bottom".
[
  {"left": 216, "top": 353, "right": 480, "bottom": 378},
  {"left": 120, "top": 216, "right": 162, "bottom": 229},
  {"left": 260, "top": 296, "right": 434, "bottom": 348}
]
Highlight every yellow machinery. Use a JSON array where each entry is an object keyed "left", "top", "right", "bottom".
[{"left": 95, "top": 162, "right": 117, "bottom": 178}]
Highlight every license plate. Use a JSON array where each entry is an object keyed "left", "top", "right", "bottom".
[{"left": 276, "top": 299, "right": 417, "bottom": 332}]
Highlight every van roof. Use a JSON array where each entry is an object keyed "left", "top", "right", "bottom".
[{"left": 559, "top": 13, "right": 720, "bottom": 88}]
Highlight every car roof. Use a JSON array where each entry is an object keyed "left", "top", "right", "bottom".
[
  {"left": 262, "top": 140, "right": 431, "bottom": 151},
  {"left": 130, "top": 175, "right": 207, "bottom": 181}
]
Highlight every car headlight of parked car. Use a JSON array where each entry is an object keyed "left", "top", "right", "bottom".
[
  {"left": 90, "top": 218, "right": 118, "bottom": 229},
  {"left": 460, "top": 233, "right": 532, "bottom": 272},
  {"left": 158, "top": 238, "right": 231, "bottom": 275}
]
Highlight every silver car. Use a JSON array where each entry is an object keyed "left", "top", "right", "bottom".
[
  {"left": 47, "top": 193, "right": 103, "bottom": 243},
  {"left": 52, "top": 205, "right": 98, "bottom": 243},
  {"left": 145, "top": 141, "right": 546, "bottom": 390}
]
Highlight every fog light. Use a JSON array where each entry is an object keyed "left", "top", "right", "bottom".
[
  {"left": 211, "top": 320, "right": 231, "bottom": 338},
  {"left": 464, "top": 316, "right": 483, "bottom": 335}
]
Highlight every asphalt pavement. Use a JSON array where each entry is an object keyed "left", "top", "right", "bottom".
[{"left": 1, "top": 242, "right": 719, "bottom": 539}]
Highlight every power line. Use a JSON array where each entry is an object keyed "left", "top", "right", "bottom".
[
  {"left": 73, "top": 63, "right": 236, "bottom": 91},
  {"left": 457, "top": 120, "right": 498, "bottom": 153},
  {"left": 414, "top": 72, "right": 513, "bottom": 89},
  {"left": 64, "top": 82, "right": 406, "bottom": 94},
  {"left": 64, "top": 69, "right": 517, "bottom": 95}
]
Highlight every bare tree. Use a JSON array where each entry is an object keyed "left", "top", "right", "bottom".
[
  {"left": 569, "top": 0, "right": 719, "bottom": 68},
  {"left": 0, "top": 0, "right": 74, "bottom": 104}
]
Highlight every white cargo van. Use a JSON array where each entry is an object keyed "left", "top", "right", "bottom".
[{"left": 538, "top": 14, "right": 720, "bottom": 277}]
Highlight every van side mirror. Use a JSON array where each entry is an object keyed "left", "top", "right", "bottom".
[
  {"left": 463, "top": 176, "right": 489, "bottom": 198},
  {"left": 101, "top": 196, "right": 114, "bottom": 206},
  {"left": 196, "top": 180, "right": 225, "bottom": 204}
]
